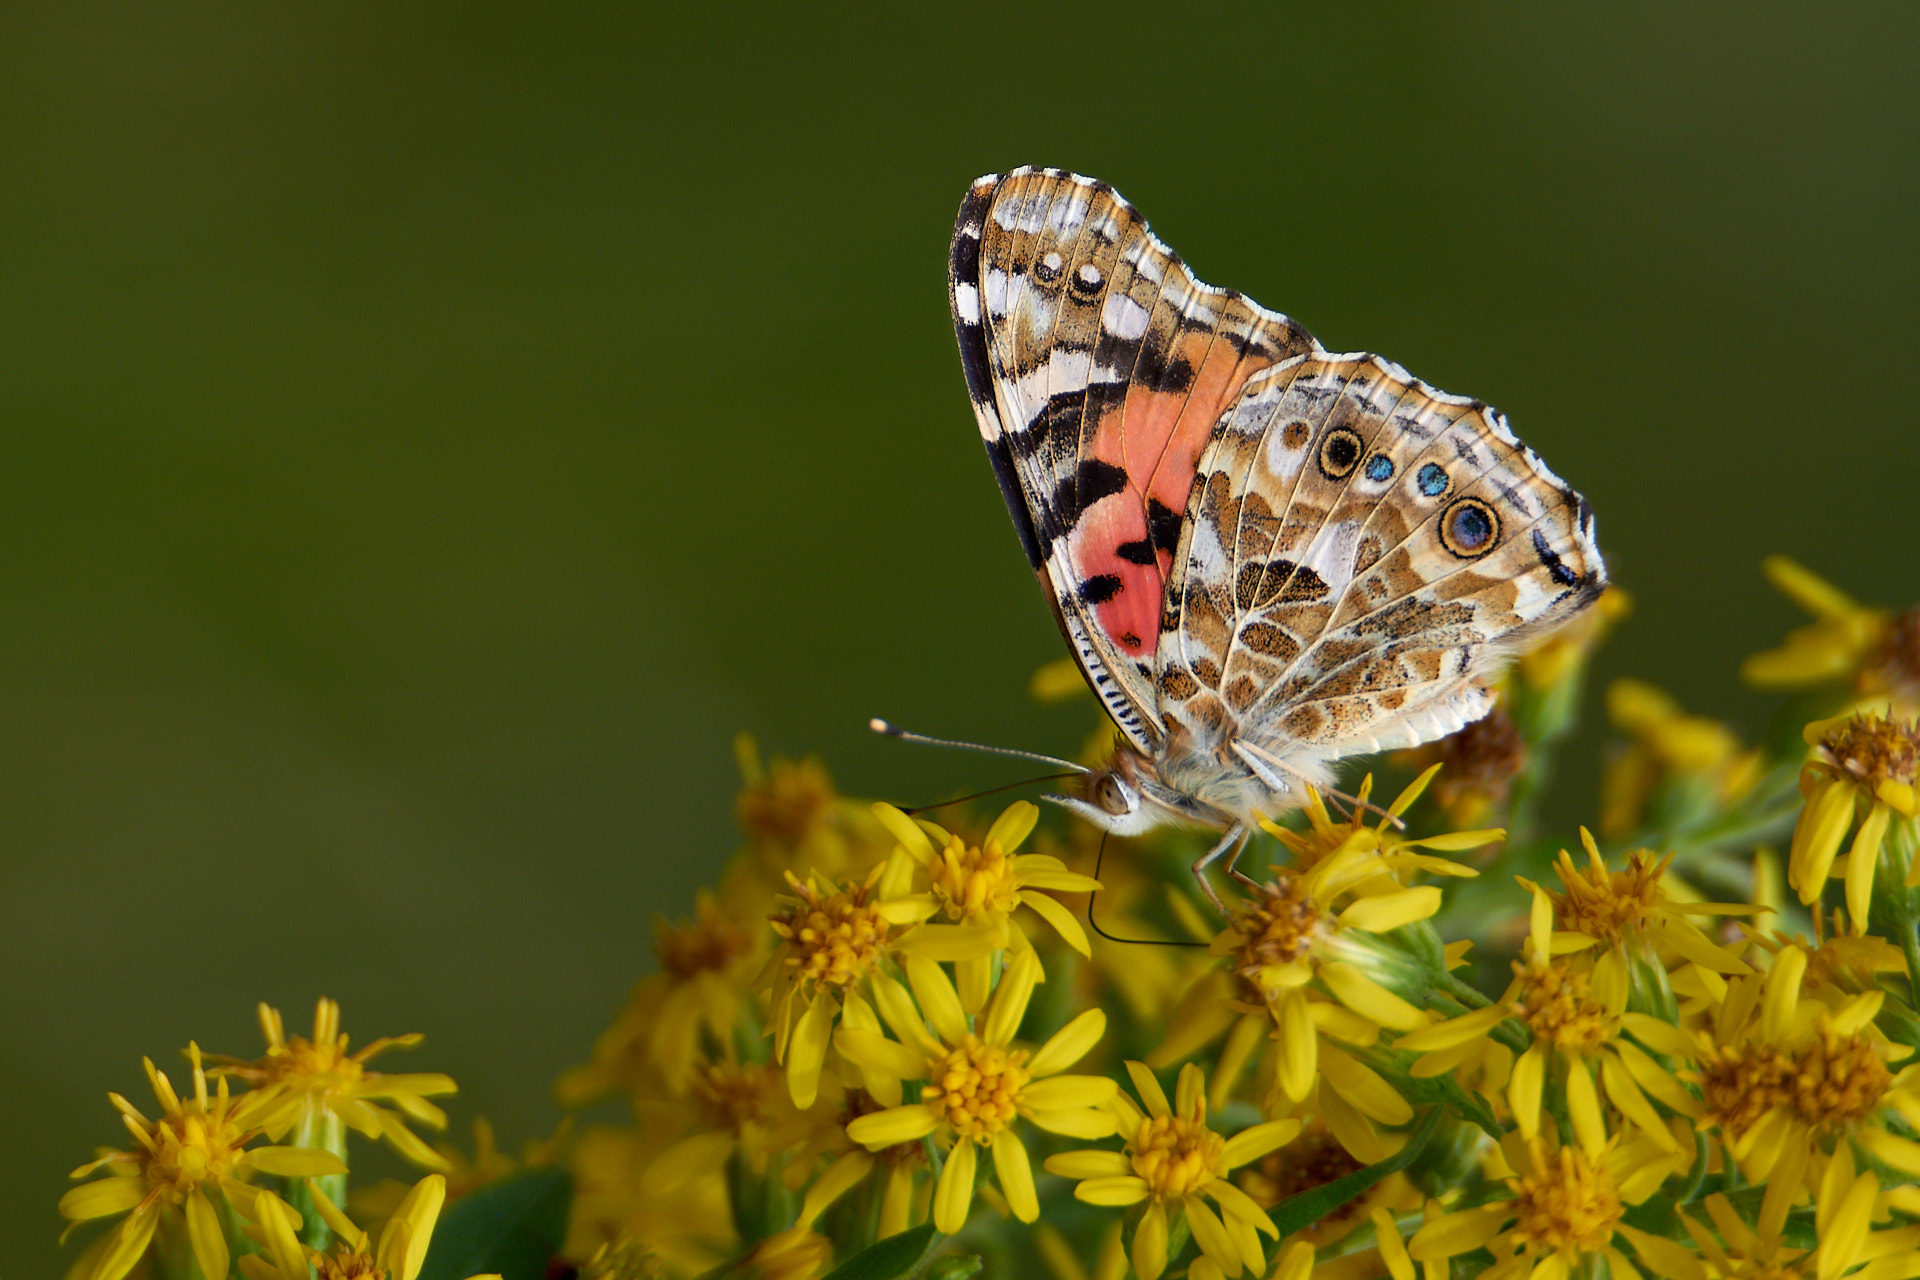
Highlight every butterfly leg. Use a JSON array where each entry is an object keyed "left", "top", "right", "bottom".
[{"left": 1190, "top": 824, "right": 1249, "bottom": 914}]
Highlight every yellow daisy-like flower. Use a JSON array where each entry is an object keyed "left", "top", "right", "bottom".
[
  {"left": 1742, "top": 557, "right": 1920, "bottom": 705},
  {"left": 208, "top": 998, "right": 458, "bottom": 1171},
  {"left": 874, "top": 800, "right": 1102, "bottom": 1010},
  {"left": 1788, "top": 710, "right": 1920, "bottom": 928},
  {"left": 1680, "top": 1146, "right": 1920, "bottom": 1280},
  {"left": 1543, "top": 831, "right": 1757, "bottom": 973},
  {"left": 237, "top": 1174, "right": 500, "bottom": 1280},
  {"left": 1236, "top": 1121, "right": 1421, "bottom": 1249},
  {"left": 759, "top": 852, "right": 943, "bottom": 1107},
  {"left": 837, "top": 948, "right": 1117, "bottom": 1234},
  {"left": 1601, "top": 678, "right": 1763, "bottom": 840},
  {"left": 59, "top": 1044, "right": 344, "bottom": 1280},
  {"left": 1402, "top": 888, "right": 1697, "bottom": 1154},
  {"left": 1408, "top": 1126, "right": 1692, "bottom": 1280},
  {"left": 1649, "top": 945, "right": 1920, "bottom": 1217},
  {"left": 1044, "top": 1061, "right": 1297, "bottom": 1280}
]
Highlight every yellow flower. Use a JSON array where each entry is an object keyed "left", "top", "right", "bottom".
[
  {"left": 1680, "top": 1147, "right": 1920, "bottom": 1280},
  {"left": 1236, "top": 1121, "right": 1421, "bottom": 1249},
  {"left": 728, "top": 736, "right": 892, "bottom": 901},
  {"left": 558, "top": 891, "right": 764, "bottom": 1105},
  {"left": 1642, "top": 944, "right": 1920, "bottom": 1235},
  {"left": 564, "top": 1122, "right": 737, "bottom": 1274},
  {"left": 759, "top": 854, "right": 941, "bottom": 1107},
  {"left": 838, "top": 948, "right": 1116, "bottom": 1233},
  {"left": 208, "top": 998, "right": 458, "bottom": 1171},
  {"left": 236, "top": 1174, "right": 499, "bottom": 1280},
  {"left": 1788, "top": 710, "right": 1920, "bottom": 928},
  {"left": 59, "top": 1044, "right": 344, "bottom": 1280},
  {"left": 875, "top": 800, "right": 1102, "bottom": 1010},
  {"left": 1402, "top": 888, "right": 1697, "bottom": 1154},
  {"left": 1602, "top": 679, "right": 1762, "bottom": 840},
  {"left": 1044, "top": 1061, "right": 1297, "bottom": 1280},
  {"left": 1742, "top": 557, "right": 1920, "bottom": 704},
  {"left": 1408, "top": 1126, "right": 1692, "bottom": 1280},
  {"left": 1543, "top": 831, "right": 1757, "bottom": 972},
  {"left": 577, "top": 1234, "right": 668, "bottom": 1280}
]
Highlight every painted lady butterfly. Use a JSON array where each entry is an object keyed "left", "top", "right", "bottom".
[{"left": 948, "top": 168, "right": 1606, "bottom": 906}]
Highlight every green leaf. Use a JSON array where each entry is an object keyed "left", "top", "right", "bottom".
[
  {"left": 417, "top": 1168, "right": 572, "bottom": 1280},
  {"left": 1267, "top": 1108, "right": 1442, "bottom": 1238},
  {"left": 821, "top": 1223, "right": 943, "bottom": 1280}
]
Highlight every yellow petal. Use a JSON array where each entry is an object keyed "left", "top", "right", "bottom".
[
  {"left": 1602, "top": 1051, "right": 1684, "bottom": 1146},
  {"left": 934, "top": 1139, "right": 977, "bottom": 1235},
  {"left": 1339, "top": 887, "right": 1442, "bottom": 934},
  {"left": 1509, "top": 1044, "right": 1546, "bottom": 1139},
  {"left": 185, "top": 1189, "right": 229, "bottom": 1280},
  {"left": 1765, "top": 556, "right": 1861, "bottom": 619},
  {"left": 1222, "top": 1119, "right": 1302, "bottom": 1170},
  {"left": 1397, "top": 1005, "right": 1506, "bottom": 1052},
  {"left": 1273, "top": 1241, "right": 1316, "bottom": 1280},
  {"left": 1848, "top": 803, "right": 1893, "bottom": 931},
  {"left": 1020, "top": 889, "right": 1093, "bottom": 957},
  {"left": 798, "top": 1151, "right": 873, "bottom": 1229},
  {"left": 1817, "top": 1170, "right": 1879, "bottom": 1280},
  {"left": 907, "top": 955, "right": 970, "bottom": 1045},
  {"left": 991, "top": 1129, "right": 1039, "bottom": 1222},
  {"left": 1278, "top": 989, "right": 1318, "bottom": 1103},
  {"left": 1410, "top": 1205, "right": 1509, "bottom": 1261},
  {"left": 787, "top": 990, "right": 836, "bottom": 1108},
  {"left": 1127, "top": 1060, "right": 1172, "bottom": 1118},
  {"left": 243, "top": 1146, "right": 349, "bottom": 1178},
  {"left": 58, "top": 1178, "right": 146, "bottom": 1222},
  {"left": 986, "top": 800, "right": 1040, "bottom": 853},
  {"left": 834, "top": 1026, "right": 926, "bottom": 1083},
  {"left": 1616, "top": 1225, "right": 1707, "bottom": 1280},
  {"left": 1566, "top": 1061, "right": 1605, "bottom": 1157},
  {"left": 1030, "top": 1009, "right": 1107, "bottom": 1077},
  {"left": 1323, "top": 1046, "right": 1413, "bottom": 1124},
  {"left": 1026, "top": 1106, "right": 1120, "bottom": 1139},
  {"left": 1619, "top": 1013, "right": 1695, "bottom": 1060},
  {"left": 90, "top": 1210, "right": 159, "bottom": 1280},
  {"left": 1021, "top": 1074, "right": 1118, "bottom": 1111},
  {"left": 1375, "top": 1206, "right": 1414, "bottom": 1280},
  {"left": 304, "top": 1178, "right": 366, "bottom": 1252},
  {"left": 893, "top": 920, "right": 1004, "bottom": 960},
  {"left": 1134, "top": 1201, "right": 1169, "bottom": 1280},
  {"left": 1185, "top": 1198, "right": 1242, "bottom": 1279},
  {"left": 1073, "top": 1175, "right": 1152, "bottom": 1206},
  {"left": 873, "top": 802, "right": 936, "bottom": 861},
  {"left": 1320, "top": 962, "right": 1427, "bottom": 1032},
  {"left": 847, "top": 1104, "right": 941, "bottom": 1149},
  {"left": 1763, "top": 946, "right": 1807, "bottom": 1042},
  {"left": 984, "top": 947, "right": 1040, "bottom": 1046},
  {"left": 379, "top": 1173, "right": 446, "bottom": 1280},
  {"left": 1043, "top": 1150, "right": 1131, "bottom": 1180}
]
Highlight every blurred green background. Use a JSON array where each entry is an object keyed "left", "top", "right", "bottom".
[{"left": 4, "top": 3, "right": 1918, "bottom": 1272}]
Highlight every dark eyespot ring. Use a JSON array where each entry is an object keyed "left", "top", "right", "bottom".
[
  {"left": 1417, "top": 462, "right": 1449, "bottom": 497},
  {"left": 1318, "top": 426, "right": 1363, "bottom": 479},
  {"left": 1440, "top": 498, "right": 1499, "bottom": 558},
  {"left": 1363, "top": 454, "right": 1394, "bottom": 482}
]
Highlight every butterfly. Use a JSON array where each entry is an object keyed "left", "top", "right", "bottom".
[{"left": 947, "top": 167, "right": 1606, "bottom": 907}]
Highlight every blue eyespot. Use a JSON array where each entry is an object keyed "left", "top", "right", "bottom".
[
  {"left": 1441, "top": 498, "right": 1499, "bottom": 557},
  {"left": 1417, "top": 463, "right": 1449, "bottom": 497},
  {"left": 1364, "top": 455, "right": 1394, "bottom": 482}
]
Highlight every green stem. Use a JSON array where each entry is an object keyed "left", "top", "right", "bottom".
[
  {"left": 1438, "top": 972, "right": 1493, "bottom": 1009},
  {"left": 1675, "top": 1128, "right": 1711, "bottom": 1205},
  {"left": 288, "top": 1102, "right": 347, "bottom": 1254},
  {"left": 1901, "top": 919, "right": 1920, "bottom": 1011}
]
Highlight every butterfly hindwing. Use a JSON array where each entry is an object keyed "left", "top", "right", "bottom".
[{"left": 949, "top": 168, "right": 1316, "bottom": 752}]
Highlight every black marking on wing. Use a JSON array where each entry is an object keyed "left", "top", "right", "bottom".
[
  {"left": 1533, "top": 527, "right": 1582, "bottom": 587},
  {"left": 1080, "top": 574, "right": 1123, "bottom": 604},
  {"left": 1115, "top": 538, "right": 1158, "bottom": 565},
  {"left": 1053, "top": 458, "right": 1129, "bottom": 526}
]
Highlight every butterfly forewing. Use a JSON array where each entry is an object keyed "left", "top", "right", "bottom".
[{"left": 949, "top": 168, "right": 1316, "bottom": 751}]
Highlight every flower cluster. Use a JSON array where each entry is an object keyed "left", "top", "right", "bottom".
[{"left": 57, "top": 562, "right": 1920, "bottom": 1280}]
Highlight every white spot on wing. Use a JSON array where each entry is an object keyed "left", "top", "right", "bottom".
[
  {"left": 1078, "top": 263, "right": 1103, "bottom": 288},
  {"left": 953, "top": 282, "right": 980, "bottom": 324},
  {"left": 1101, "top": 293, "right": 1150, "bottom": 340},
  {"left": 984, "top": 268, "right": 1008, "bottom": 318}
]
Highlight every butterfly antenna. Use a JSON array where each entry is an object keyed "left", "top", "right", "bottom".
[
  {"left": 869, "top": 718, "right": 1090, "bottom": 774},
  {"left": 902, "top": 773, "right": 1082, "bottom": 817},
  {"left": 1086, "top": 831, "right": 1208, "bottom": 948}
]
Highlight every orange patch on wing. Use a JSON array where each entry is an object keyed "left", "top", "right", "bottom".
[{"left": 1074, "top": 332, "right": 1282, "bottom": 659}]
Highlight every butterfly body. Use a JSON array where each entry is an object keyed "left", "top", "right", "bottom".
[{"left": 949, "top": 168, "right": 1605, "bottom": 901}]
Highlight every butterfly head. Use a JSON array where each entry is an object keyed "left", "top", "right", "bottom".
[{"left": 1042, "top": 747, "right": 1217, "bottom": 837}]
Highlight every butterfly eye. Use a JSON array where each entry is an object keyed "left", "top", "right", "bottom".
[
  {"left": 1417, "top": 462, "right": 1450, "bottom": 497},
  {"left": 1093, "top": 773, "right": 1132, "bottom": 815},
  {"left": 1318, "top": 426, "right": 1363, "bottom": 479},
  {"left": 1363, "top": 454, "right": 1394, "bottom": 482},
  {"left": 1441, "top": 498, "right": 1500, "bottom": 558}
]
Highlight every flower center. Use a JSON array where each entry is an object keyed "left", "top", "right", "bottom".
[
  {"left": 1427, "top": 704, "right": 1527, "bottom": 809},
  {"left": 1239, "top": 1125, "right": 1361, "bottom": 1211},
  {"left": 314, "top": 1246, "right": 385, "bottom": 1280},
  {"left": 770, "top": 881, "right": 891, "bottom": 989},
  {"left": 1511, "top": 959, "right": 1611, "bottom": 1053},
  {"left": 145, "top": 1108, "right": 247, "bottom": 1202},
  {"left": 1819, "top": 713, "right": 1920, "bottom": 794},
  {"left": 1696, "top": 1043, "right": 1796, "bottom": 1138},
  {"left": 1789, "top": 1027, "right": 1891, "bottom": 1128},
  {"left": 656, "top": 913, "right": 754, "bottom": 982},
  {"left": 929, "top": 836, "right": 1021, "bottom": 922},
  {"left": 1234, "top": 874, "right": 1329, "bottom": 973},
  {"left": 921, "top": 1036, "right": 1029, "bottom": 1143},
  {"left": 694, "top": 1061, "right": 778, "bottom": 1132},
  {"left": 1129, "top": 1111, "right": 1226, "bottom": 1202},
  {"left": 738, "top": 757, "right": 834, "bottom": 848},
  {"left": 1508, "top": 1142, "right": 1622, "bottom": 1255},
  {"left": 1551, "top": 851, "right": 1666, "bottom": 945}
]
